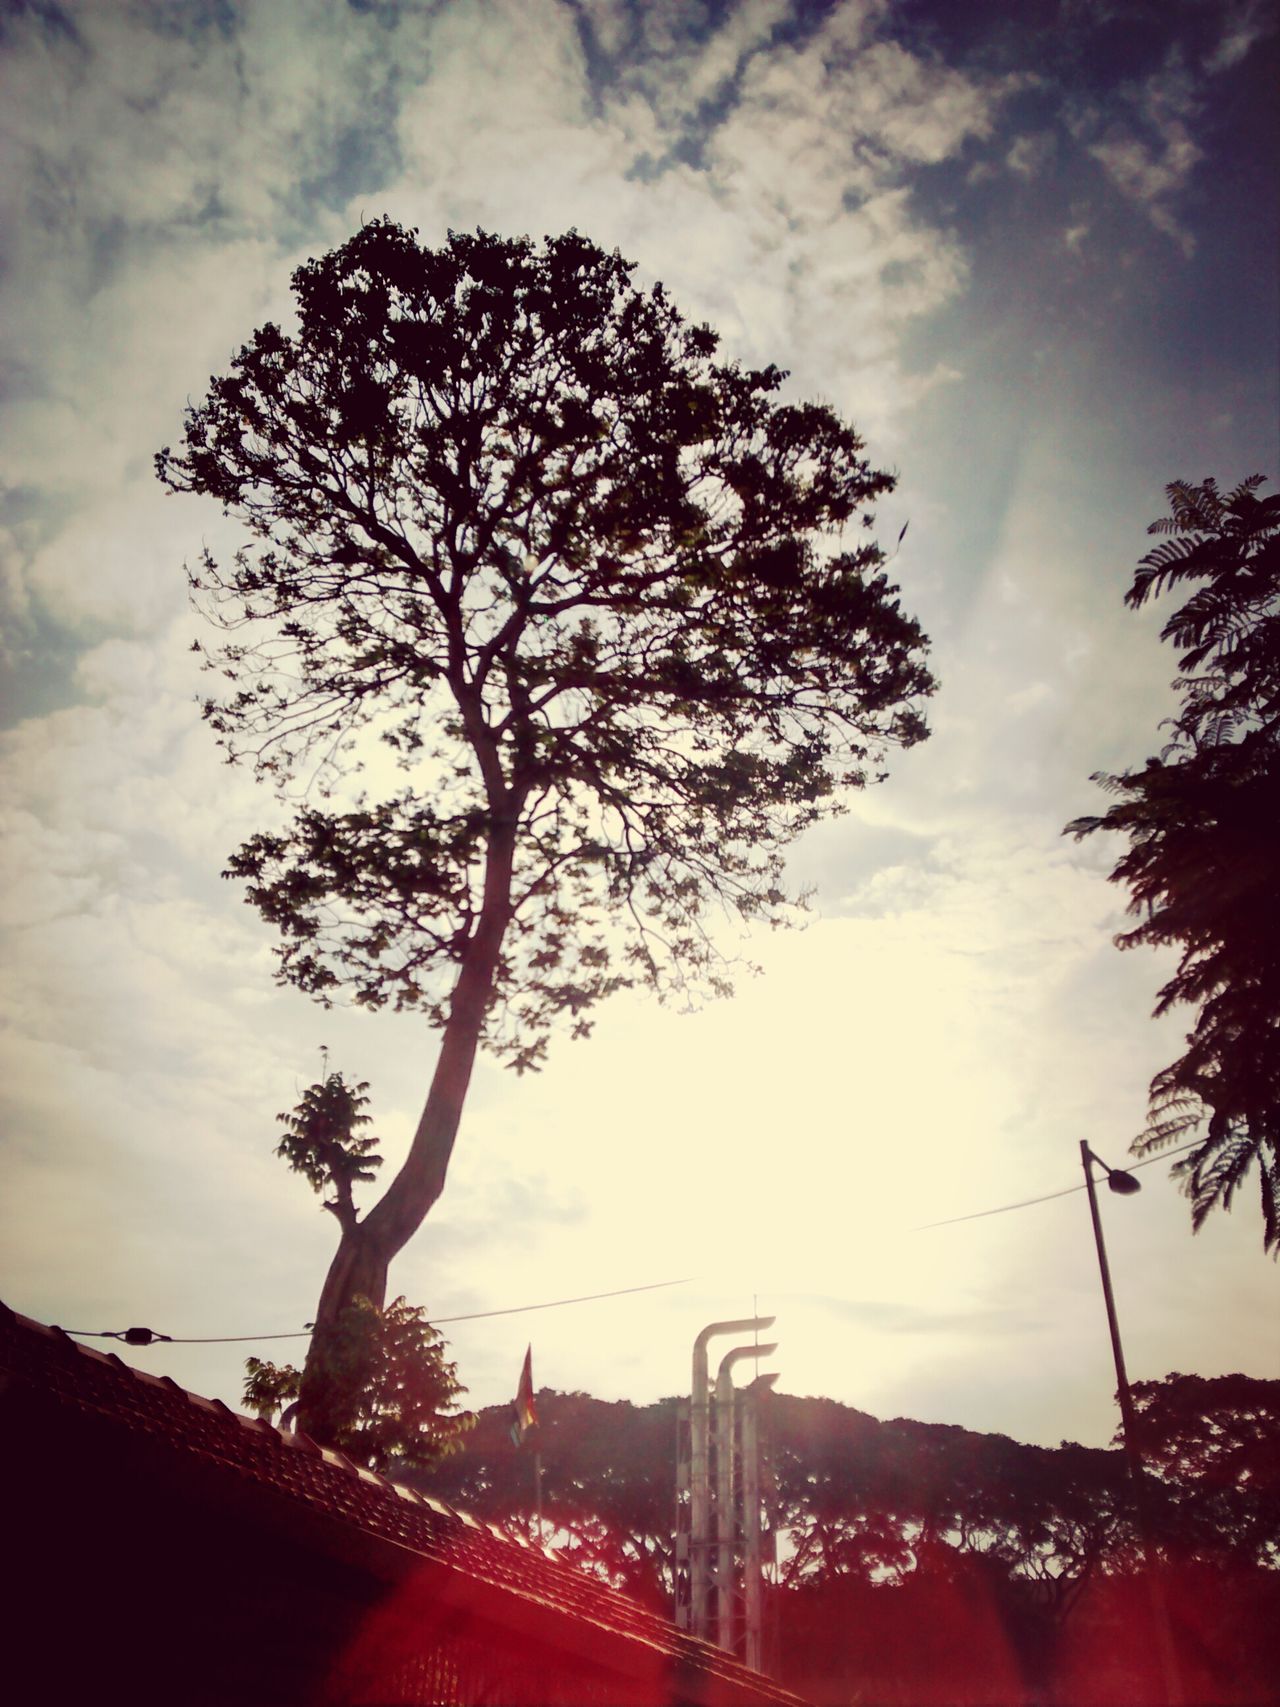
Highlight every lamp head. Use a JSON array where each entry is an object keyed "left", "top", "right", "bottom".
[{"left": 1107, "top": 1169, "right": 1141, "bottom": 1195}]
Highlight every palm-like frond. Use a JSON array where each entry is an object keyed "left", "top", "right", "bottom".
[{"left": 1066, "top": 475, "right": 1280, "bottom": 1255}]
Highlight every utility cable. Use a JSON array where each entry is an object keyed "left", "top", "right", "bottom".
[
  {"left": 913, "top": 1140, "right": 1202, "bottom": 1231},
  {"left": 58, "top": 1274, "right": 694, "bottom": 1348},
  {"left": 60, "top": 1144, "right": 1206, "bottom": 1344},
  {"left": 436, "top": 1275, "right": 693, "bottom": 1324}
]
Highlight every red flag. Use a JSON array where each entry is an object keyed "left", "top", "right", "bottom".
[{"left": 510, "top": 1344, "right": 537, "bottom": 1445}]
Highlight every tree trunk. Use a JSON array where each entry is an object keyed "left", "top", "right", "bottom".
[{"left": 295, "top": 816, "right": 518, "bottom": 1442}]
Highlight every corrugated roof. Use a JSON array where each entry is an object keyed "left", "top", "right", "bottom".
[{"left": 0, "top": 1302, "right": 806, "bottom": 1706}]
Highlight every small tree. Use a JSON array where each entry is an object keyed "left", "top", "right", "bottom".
[
  {"left": 244, "top": 1295, "right": 472, "bottom": 1472},
  {"left": 244, "top": 1068, "right": 472, "bottom": 1468},
  {"left": 158, "top": 220, "right": 934, "bottom": 1437},
  {"left": 273, "top": 1067, "right": 383, "bottom": 1235},
  {"left": 1066, "top": 475, "right": 1280, "bottom": 1253}
]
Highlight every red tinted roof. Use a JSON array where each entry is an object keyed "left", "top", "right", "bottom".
[{"left": 0, "top": 1303, "right": 805, "bottom": 1706}]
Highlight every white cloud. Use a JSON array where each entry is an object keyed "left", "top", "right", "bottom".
[
  {"left": 624, "top": 5, "right": 1016, "bottom": 437},
  {"left": 1005, "top": 130, "right": 1055, "bottom": 179},
  {"left": 1079, "top": 55, "right": 1204, "bottom": 254},
  {"left": 1204, "top": 0, "right": 1275, "bottom": 72},
  {"left": 663, "top": 0, "right": 793, "bottom": 110},
  {"left": 1089, "top": 128, "right": 1201, "bottom": 253},
  {"left": 379, "top": 0, "right": 1004, "bottom": 457},
  {"left": 575, "top": 0, "right": 632, "bottom": 61},
  {"left": 840, "top": 38, "right": 1013, "bottom": 164}
]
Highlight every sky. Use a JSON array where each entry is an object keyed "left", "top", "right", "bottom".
[{"left": 1, "top": 0, "right": 1277, "bottom": 1457}]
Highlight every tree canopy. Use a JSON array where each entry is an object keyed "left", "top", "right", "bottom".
[
  {"left": 157, "top": 219, "right": 934, "bottom": 1437},
  {"left": 159, "top": 219, "right": 932, "bottom": 1060},
  {"left": 243, "top": 1294, "right": 472, "bottom": 1473},
  {"left": 273, "top": 1067, "right": 383, "bottom": 1231},
  {"left": 1066, "top": 475, "right": 1280, "bottom": 1254},
  {"left": 415, "top": 1378, "right": 1280, "bottom": 1704},
  {"left": 1131, "top": 1372, "right": 1280, "bottom": 1569}
]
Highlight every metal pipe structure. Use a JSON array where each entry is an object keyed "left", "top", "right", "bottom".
[
  {"left": 690, "top": 1318, "right": 773, "bottom": 1642},
  {"left": 715, "top": 1342, "right": 777, "bottom": 1652},
  {"left": 1080, "top": 1142, "right": 1183, "bottom": 1706},
  {"left": 742, "top": 1372, "right": 778, "bottom": 1672},
  {"left": 675, "top": 1398, "right": 691, "bottom": 1629}
]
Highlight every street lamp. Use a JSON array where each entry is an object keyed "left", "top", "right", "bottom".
[
  {"left": 1088, "top": 1145, "right": 1143, "bottom": 1194},
  {"left": 1079, "top": 1141, "right": 1181, "bottom": 1705},
  {"left": 1079, "top": 1141, "right": 1144, "bottom": 1481}
]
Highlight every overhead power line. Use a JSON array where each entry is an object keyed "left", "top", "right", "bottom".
[
  {"left": 59, "top": 1144, "right": 1206, "bottom": 1347},
  {"left": 913, "top": 1140, "right": 1202, "bottom": 1231},
  {"left": 58, "top": 1274, "right": 694, "bottom": 1348},
  {"left": 437, "top": 1276, "right": 694, "bottom": 1324}
]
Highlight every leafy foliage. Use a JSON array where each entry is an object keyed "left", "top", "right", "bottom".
[
  {"left": 241, "top": 1354, "right": 301, "bottom": 1422},
  {"left": 274, "top": 1069, "right": 383, "bottom": 1230},
  {"left": 421, "top": 1389, "right": 678, "bottom": 1609},
  {"left": 244, "top": 1295, "right": 472, "bottom": 1473},
  {"left": 158, "top": 219, "right": 933, "bottom": 1071},
  {"left": 1065, "top": 475, "right": 1280, "bottom": 1253},
  {"left": 244, "top": 1068, "right": 469, "bottom": 1470},
  {"left": 420, "top": 1387, "right": 1141, "bottom": 1604},
  {"left": 161, "top": 218, "right": 933, "bottom": 1442},
  {"left": 415, "top": 1377, "right": 1280, "bottom": 1701},
  {"left": 767, "top": 1394, "right": 1133, "bottom": 1611},
  {"left": 1130, "top": 1372, "right": 1280, "bottom": 1568}
]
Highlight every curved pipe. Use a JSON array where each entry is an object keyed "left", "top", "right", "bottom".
[
  {"left": 689, "top": 1318, "right": 774, "bottom": 1640},
  {"left": 715, "top": 1344, "right": 777, "bottom": 1650},
  {"left": 742, "top": 1373, "right": 778, "bottom": 1671}
]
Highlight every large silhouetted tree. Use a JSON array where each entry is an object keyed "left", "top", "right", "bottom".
[
  {"left": 158, "top": 219, "right": 934, "bottom": 1439},
  {"left": 1066, "top": 475, "right": 1280, "bottom": 1255}
]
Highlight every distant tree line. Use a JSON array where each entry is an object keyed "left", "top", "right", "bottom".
[{"left": 412, "top": 1375, "right": 1280, "bottom": 1706}]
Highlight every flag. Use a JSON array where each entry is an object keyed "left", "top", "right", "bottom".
[{"left": 510, "top": 1344, "right": 537, "bottom": 1446}]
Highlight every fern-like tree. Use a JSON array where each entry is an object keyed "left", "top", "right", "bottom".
[
  {"left": 157, "top": 219, "right": 934, "bottom": 1439},
  {"left": 244, "top": 1069, "right": 473, "bottom": 1466},
  {"left": 1066, "top": 475, "right": 1280, "bottom": 1254}
]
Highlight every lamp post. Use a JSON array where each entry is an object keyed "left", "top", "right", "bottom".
[
  {"left": 1079, "top": 1141, "right": 1182, "bottom": 1705},
  {"left": 1079, "top": 1141, "right": 1144, "bottom": 1484}
]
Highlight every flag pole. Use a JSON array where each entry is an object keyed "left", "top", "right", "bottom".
[{"left": 512, "top": 1344, "right": 542, "bottom": 1544}]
